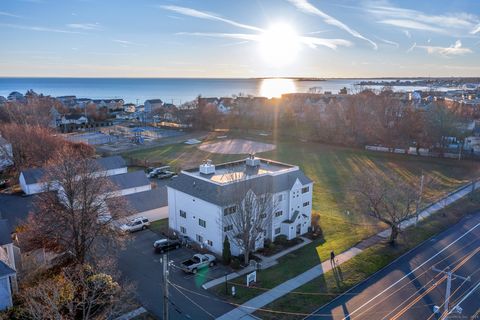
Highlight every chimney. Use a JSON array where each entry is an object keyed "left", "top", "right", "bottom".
[
  {"left": 246, "top": 154, "right": 260, "bottom": 167},
  {"left": 199, "top": 159, "right": 215, "bottom": 175}
]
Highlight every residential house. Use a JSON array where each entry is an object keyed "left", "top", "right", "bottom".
[
  {"left": 60, "top": 114, "right": 89, "bottom": 125},
  {"left": 167, "top": 157, "right": 313, "bottom": 256},
  {"left": 7, "top": 91, "right": 25, "bottom": 102},
  {"left": 108, "top": 170, "right": 151, "bottom": 196},
  {"left": 91, "top": 99, "right": 124, "bottom": 111},
  {"left": 0, "top": 261, "right": 15, "bottom": 311},
  {"left": 20, "top": 156, "right": 128, "bottom": 195},
  {"left": 123, "top": 103, "right": 136, "bottom": 113},
  {"left": 111, "top": 187, "right": 168, "bottom": 222},
  {"left": 0, "top": 136, "right": 13, "bottom": 171},
  {"left": 0, "top": 220, "right": 16, "bottom": 294},
  {"left": 144, "top": 99, "right": 164, "bottom": 114},
  {"left": 56, "top": 95, "right": 77, "bottom": 107}
]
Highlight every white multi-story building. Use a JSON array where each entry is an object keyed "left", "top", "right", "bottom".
[{"left": 167, "top": 157, "right": 313, "bottom": 256}]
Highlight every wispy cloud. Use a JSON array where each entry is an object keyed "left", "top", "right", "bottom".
[
  {"left": 366, "top": 2, "right": 479, "bottom": 35},
  {"left": 112, "top": 39, "right": 145, "bottom": 47},
  {"left": 159, "top": 5, "right": 261, "bottom": 32},
  {"left": 375, "top": 36, "right": 399, "bottom": 48},
  {"left": 0, "top": 11, "right": 21, "bottom": 18},
  {"left": 416, "top": 40, "right": 472, "bottom": 56},
  {"left": 177, "top": 32, "right": 352, "bottom": 50},
  {"left": 472, "top": 24, "right": 480, "bottom": 34},
  {"left": 66, "top": 23, "right": 101, "bottom": 30},
  {"left": 0, "top": 23, "right": 83, "bottom": 34},
  {"left": 406, "top": 42, "right": 416, "bottom": 53},
  {"left": 286, "top": 0, "right": 377, "bottom": 49}
]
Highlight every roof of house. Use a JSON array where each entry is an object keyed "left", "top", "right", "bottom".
[
  {"left": 21, "top": 156, "right": 127, "bottom": 185},
  {"left": 108, "top": 170, "right": 150, "bottom": 191},
  {"left": 0, "top": 135, "right": 9, "bottom": 146},
  {"left": 0, "top": 219, "right": 12, "bottom": 246},
  {"left": 283, "top": 210, "right": 300, "bottom": 224},
  {"left": 119, "top": 187, "right": 167, "bottom": 213},
  {"left": 64, "top": 114, "right": 87, "bottom": 120},
  {"left": 0, "top": 194, "right": 37, "bottom": 229},
  {"left": 0, "top": 260, "right": 15, "bottom": 278},
  {"left": 145, "top": 99, "right": 163, "bottom": 104},
  {"left": 168, "top": 166, "right": 312, "bottom": 206}
]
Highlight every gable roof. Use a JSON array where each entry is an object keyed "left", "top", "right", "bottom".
[
  {"left": 119, "top": 187, "right": 167, "bottom": 213},
  {"left": 108, "top": 171, "right": 150, "bottom": 190},
  {"left": 0, "top": 194, "right": 37, "bottom": 229},
  {"left": 0, "top": 219, "right": 12, "bottom": 246},
  {"left": 168, "top": 169, "right": 312, "bottom": 206},
  {"left": 145, "top": 99, "right": 163, "bottom": 104},
  {"left": 0, "top": 260, "right": 15, "bottom": 278},
  {"left": 21, "top": 156, "right": 127, "bottom": 185}
]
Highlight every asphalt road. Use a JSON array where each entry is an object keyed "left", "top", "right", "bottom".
[
  {"left": 306, "top": 213, "right": 480, "bottom": 320},
  {"left": 117, "top": 229, "right": 235, "bottom": 320}
]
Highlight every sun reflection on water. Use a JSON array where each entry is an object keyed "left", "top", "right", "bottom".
[{"left": 259, "top": 78, "right": 297, "bottom": 98}]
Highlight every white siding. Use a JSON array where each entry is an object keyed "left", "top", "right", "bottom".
[
  {"left": 115, "top": 184, "right": 151, "bottom": 196},
  {"left": 168, "top": 187, "right": 223, "bottom": 254}
]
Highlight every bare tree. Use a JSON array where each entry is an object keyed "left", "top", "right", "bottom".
[
  {"left": 21, "top": 145, "right": 129, "bottom": 265},
  {"left": 350, "top": 169, "right": 419, "bottom": 244},
  {"left": 222, "top": 169, "right": 278, "bottom": 265}
]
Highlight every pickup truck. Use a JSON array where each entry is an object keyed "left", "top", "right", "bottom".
[{"left": 180, "top": 254, "right": 216, "bottom": 274}]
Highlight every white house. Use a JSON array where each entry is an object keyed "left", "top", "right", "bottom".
[
  {"left": 108, "top": 170, "right": 151, "bottom": 196},
  {"left": 0, "top": 220, "right": 16, "bottom": 310},
  {"left": 20, "top": 156, "right": 128, "bottom": 195},
  {"left": 0, "top": 136, "right": 13, "bottom": 171},
  {"left": 167, "top": 157, "right": 313, "bottom": 256},
  {"left": 144, "top": 99, "right": 163, "bottom": 114},
  {"left": 112, "top": 187, "right": 168, "bottom": 222},
  {"left": 60, "top": 115, "right": 89, "bottom": 125}
]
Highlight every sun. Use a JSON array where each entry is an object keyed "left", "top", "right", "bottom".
[{"left": 259, "top": 23, "right": 300, "bottom": 67}]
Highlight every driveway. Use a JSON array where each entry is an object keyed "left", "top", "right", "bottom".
[{"left": 117, "top": 229, "right": 235, "bottom": 319}]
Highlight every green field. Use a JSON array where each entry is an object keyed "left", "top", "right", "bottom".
[{"left": 123, "top": 132, "right": 479, "bottom": 304}]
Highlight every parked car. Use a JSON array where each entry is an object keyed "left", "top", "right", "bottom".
[
  {"left": 180, "top": 254, "right": 216, "bottom": 274},
  {"left": 153, "top": 238, "right": 181, "bottom": 253},
  {"left": 157, "top": 171, "right": 175, "bottom": 179},
  {"left": 120, "top": 217, "right": 150, "bottom": 232}
]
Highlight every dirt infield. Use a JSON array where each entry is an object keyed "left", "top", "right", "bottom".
[{"left": 198, "top": 139, "right": 276, "bottom": 155}]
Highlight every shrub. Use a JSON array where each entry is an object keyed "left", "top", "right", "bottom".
[
  {"left": 222, "top": 236, "right": 232, "bottom": 265},
  {"left": 274, "top": 235, "right": 288, "bottom": 246}
]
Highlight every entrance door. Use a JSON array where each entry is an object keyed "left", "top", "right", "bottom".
[{"left": 296, "top": 224, "right": 301, "bottom": 236}]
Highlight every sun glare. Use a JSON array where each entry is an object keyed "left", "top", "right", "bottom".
[
  {"left": 260, "top": 78, "right": 297, "bottom": 98},
  {"left": 259, "top": 23, "right": 300, "bottom": 67}
]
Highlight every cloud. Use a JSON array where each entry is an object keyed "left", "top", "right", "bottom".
[
  {"left": 406, "top": 42, "right": 416, "bottom": 53},
  {"left": 366, "top": 2, "right": 479, "bottom": 35},
  {"left": 112, "top": 39, "right": 145, "bottom": 47},
  {"left": 472, "top": 24, "right": 480, "bottom": 34},
  {"left": 375, "top": 36, "right": 399, "bottom": 48},
  {"left": 159, "top": 5, "right": 261, "bottom": 32},
  {"left": 403, "top": 30, "right": 411, "bottom": 38},
  {"left": 378, "top": 19, "right": 444, "bottom": 33},
  {"left": 177, "top": 32, "right": 351, "bottom": 50},
  {"left": 0, "top": 23, "right": 83, "bottom": 34},
  {"left": 0, "top": 11, "right": 21, "bottom": 18},
  {"left": 286, "top": 0, "right": 377, "bottom": 49},
  {"left": 416, "top": 40, "right": 472, "bottom": 56},
  {"left": 66, "top": 23, "right": 101, "bottom": 30}
]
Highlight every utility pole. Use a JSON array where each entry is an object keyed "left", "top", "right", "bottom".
[
  {"left": 162, "top": 254, "right": 169, "bottom": 320},
  {"left": 432, "top": 266, "right": 471, "bottom": 319}
]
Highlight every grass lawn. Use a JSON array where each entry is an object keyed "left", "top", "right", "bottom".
[
  {"left": 149, "top": 219, "right": 169, "bottom": 236},
  {"left": 250, "top": 190, "right": 480, "bottom": 320},
  {"left": 123, "top": 131, "right": 479, "bottom": 303}
]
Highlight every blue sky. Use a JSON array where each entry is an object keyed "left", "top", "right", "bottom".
[{"left": 0, "top": 0, "right": 479, "bottom": 77}]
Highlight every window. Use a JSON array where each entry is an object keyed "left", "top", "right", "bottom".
[
  {"left": 303, "top": 201, "right": 310, "bottom": 207},
  {"left": 275, "top": 211, "right": 283, "bottom": 217},
  {"left": 199, "top": 218, "right": 206, "bottom": 228},
  {"left": 207, "top": 240, "right": 213, "bottom": 246},
  {"left": 277, "top": 194, "right": 283, "bottom": 202},
  {"left": 260, "top": 213, "right": 266, "bottom": 219},
  {"left": 224, "top": 224, "right": 233, "bottom": 232},
  {"left": 275, "top": 227, "right": 281, "bottom": 235},
  {"left": 196, "top": 234, "right": 203, "bottom": 243},
  {"left": 302, "top": 186, "right": 309, "bottom": 193},
  {"left": 180, "top": 210, "right": 186, "bottom": 218},
  {"left": 180, "top": 226, "right": 186, "bottom": 234},
  {"left": 224, "top": 206, "right": 236, "bottom": 216}
]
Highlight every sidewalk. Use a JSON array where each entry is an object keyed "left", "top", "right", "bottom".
[{"left": 216, "top": 181, "right": 479, "bottom": 320}]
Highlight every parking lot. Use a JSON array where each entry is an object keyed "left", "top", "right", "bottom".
[{"left": 117, "top": 228, "right": 234, "bottom": 319}]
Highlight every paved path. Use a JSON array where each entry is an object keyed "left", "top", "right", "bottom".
[{"left": 216, "top": 182, "right": 479, "bottom": 320}]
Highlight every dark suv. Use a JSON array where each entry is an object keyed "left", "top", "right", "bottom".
[{"left": 153, "top": 238, "right": 182, "bottom": 253}]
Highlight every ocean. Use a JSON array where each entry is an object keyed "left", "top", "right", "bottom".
[{"left": 0, "top": 77, "right": 453, "bottom": 105}]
